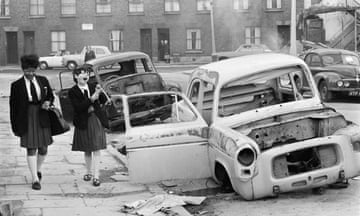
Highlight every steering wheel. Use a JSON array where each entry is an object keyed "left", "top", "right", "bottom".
[{"left": 104, "top": 75, "right": 121, "bottom": 82}]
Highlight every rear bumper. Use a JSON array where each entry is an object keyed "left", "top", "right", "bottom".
[{"left": 231, "top": 135, "right": 359, "bottom": 200}]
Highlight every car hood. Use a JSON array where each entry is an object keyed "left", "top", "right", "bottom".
[
  {"left": 212, "top": 51, "right": 266, "bottom": 57},
  {"left": 325, "top": 65, "right": 360, "bottom": 78}
]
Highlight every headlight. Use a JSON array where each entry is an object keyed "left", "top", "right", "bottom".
[
  {"left": 337, "top": 80, "right": 344, "bottom": 87},
  {"left": 237, "top": 147, "right": 255, "bottom": 166},
  {"left": 344, "top": 81, "right": 350, "bottom": 87}
]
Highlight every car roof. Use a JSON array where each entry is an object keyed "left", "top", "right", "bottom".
[
  {"left": 85, "top": 51, "right": 151, "bottom": 66},
  {"left": 307, "top": 48, "right": 358, "bottom": 55},
  {"left": 195, "top": 53, "right": 306, "bottom": 86}
]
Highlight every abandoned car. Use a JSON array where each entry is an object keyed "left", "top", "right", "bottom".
[
  {"left": 58, "top": 51, "right": 181, "bottom": 124},
  {"left": 108, "top": 53, "right": 360, "bottom": 200},
  {"left": 303, "top": 48, "right": 360, "bottom": 101}
]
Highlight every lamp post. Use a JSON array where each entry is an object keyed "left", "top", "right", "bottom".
[
  {"left": 210, "top": 0, "right": 216, "bottom": 54},
  {"left": 289, "top": 0, "right": 297, "bottom": 56}
]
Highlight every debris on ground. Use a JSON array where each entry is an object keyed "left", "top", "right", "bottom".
[{"left": 121, "top": 194, "right": 206, "bottom": 216}]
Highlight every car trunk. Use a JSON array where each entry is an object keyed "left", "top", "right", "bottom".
[{"left": 234, "top": 108, "right": 349, "bottom": 178}]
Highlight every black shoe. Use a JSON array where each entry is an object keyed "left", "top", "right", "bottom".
[
  {"left": 32, "top": 181, "right": 41, "bottom": 190},
  {"left": 37, "top": 172, "right": 42, "bottom": 181},
  {"left": 93, "top": 178, "right": 101, "bottom": 187}
]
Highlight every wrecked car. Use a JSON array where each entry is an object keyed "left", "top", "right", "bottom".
[
  {"left": 58, "top": 51, "right": 180, "bottom": 124},
  {"left": 113, "top": 53, "right": 360, "bottom": 200}
]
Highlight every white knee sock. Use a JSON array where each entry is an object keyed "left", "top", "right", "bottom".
[
  {"left": 37, "top": 154, "right": 46, "bottom": 173},
  {"left": 92, "top": 151, "right": 101, "bottom": 179},
  {"left": 84, "top": 152, "right": 92, "bottom": 175},
  {"left": 27, "top": 155, "right": 38, "bottom": 182}
]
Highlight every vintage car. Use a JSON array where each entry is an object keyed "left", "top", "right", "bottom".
[
  {"left": 211, "top": 43, "right": 271, "bottom": 62},
  {"left": 58, "top": 51, "right": 181, "bottom": 126},
  {"left": 303, "top": 48, "right": 360, "bottom": 101},
  {"left": 39, "top": 50, "right": 69, "bottom": 70},
  {"left": 111, "top": 53, "right": 360, "bottom": 200}
]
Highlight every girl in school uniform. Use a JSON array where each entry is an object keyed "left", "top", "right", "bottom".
[
  {"left": 9, "top": 54, "right": 54, "bottom": 190},
  {"left": 68, "top": 67, "right": 108, "bottom": 187}
]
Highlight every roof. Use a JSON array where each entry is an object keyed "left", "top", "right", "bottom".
[
  {"left": 195, "top": 53, "right": 307, "bottom": 86},
  {"left": 306, "top": 48, "right": 358, "bottom": 56},
  {"left": 85, "top": 51, "right": 151, "bottom": 67}
]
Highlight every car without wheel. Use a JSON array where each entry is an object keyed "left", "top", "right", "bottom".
[{"left": 103, "top": 53, "right": 360, "bottom": 200}]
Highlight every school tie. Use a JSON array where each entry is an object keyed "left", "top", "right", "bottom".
[
  {"left": 30, "top": 80, "right": 39, "bottom": 103},
  {"left": 83, "top": 90, "right": 89, "bottom": 99}
]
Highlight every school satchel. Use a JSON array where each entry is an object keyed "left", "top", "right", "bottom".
[{"left": 48, "top": 107, "right": 70, "bottom": 136}]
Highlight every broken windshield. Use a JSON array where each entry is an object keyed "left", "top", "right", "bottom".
[{"left": 218, "top": 66, "right": 315, "bottom": 117}]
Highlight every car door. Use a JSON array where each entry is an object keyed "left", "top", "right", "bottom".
[
  {"left": 58, "top": 70, "right": 76, "bottom": 122},
  {"left": 115, "top": 91, "right": 211, "bottom": 183}
]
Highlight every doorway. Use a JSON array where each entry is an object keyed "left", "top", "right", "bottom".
[
  {"left": 6, "top": 32, "right": 18, "bottom": 64},
  {"left": 277, "top": 25, "right": 290, "bottom": 51},
  {"left": 140, "top": 29, "right": 152, "bottom": 59},
  {"left": 157, "top": 28, "right": 170, "bottom": 62},
  {"left": 24, "top": 31, "right": 35, "bottom": 55}
]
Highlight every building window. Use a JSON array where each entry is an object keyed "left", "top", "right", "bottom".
[
  {"left": 187, "top": 29, "right": 201, "bottom": 50},
  {"left": 51, "top": 31, "right": 66, "bottom": 52},
  {"left": 234, "top": 0, "right": 248, "bottom": 10},
  {"left": 266, "top": 0, "right": 281, "bottom": 9},
  {"left": 165, "top": 0, "right": 180, "bottom": 12},
  {"left": 0, "top": 0, "right": 9, "bottom": 17},
  {"left": 197, "top": 0, "right": 211, "bottom": 11},
  {"left": 109, "top": 30, "right": 124, "bottom": 52},
  {"left": 245, "top": 27, "right": 261, "bottom": 44},
  {"left": 61, "top": 0, "right": 76, "bottom": 15},
  {"left": 129, "top": 0, "right": 144, "bottom": 13},
  {"left": 96, "top": 0, "right": 111, "bottom": 14},
  {"left": 30, "top": 0, "right": 44, "bottom": 16}
]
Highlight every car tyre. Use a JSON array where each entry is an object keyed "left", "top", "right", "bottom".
[
  {"left": 67, "top": 61, "right": 77, "bottom": 70},
  {"left": 39, "top": 62, "right": 48, "bottom": 70},
  {"left": 318, "top": 81, "right": 332, "bottom": 102}
]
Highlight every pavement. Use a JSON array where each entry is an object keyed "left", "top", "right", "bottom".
[{"left": 0, "top": 94, "right": 195, "bottom": 216}]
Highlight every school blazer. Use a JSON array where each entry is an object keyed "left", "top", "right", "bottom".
[
  {"left": 9, "top": 75, "right": 54, "bottom": 137},
  {"left": 68, "top": 83, "right": 109, "bottom": 130}
]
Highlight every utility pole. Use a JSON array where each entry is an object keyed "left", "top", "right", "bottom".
[
  {"left": 210, "top": 0, "right": 216, "bottom": 54},
  {"left": 289, "top": 0, "right": 297, "bottom": 56}
]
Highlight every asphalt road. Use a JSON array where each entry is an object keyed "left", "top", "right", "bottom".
[{"left": 2, "top": 68, "right": 360, "bottom": 216}]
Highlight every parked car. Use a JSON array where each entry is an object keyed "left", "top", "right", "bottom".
[
  {"left": 108, "top": 53, "right": 360, "bottom": 200},
  {"left": 58, "top": 51, "right": 182, "bottom": 126},
  {"left": 39, "top": 50, "right": 69, "bottom": 70},
  {"left": 62, "top": 45, "right": 111, "bottom": 70},
  {"left": 211, "top": 43, "right": 271, "bottom": 61},
  {"left": 303, "top": 48, "right": 360, "bottom": 101}
]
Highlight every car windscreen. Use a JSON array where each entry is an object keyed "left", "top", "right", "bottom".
[
  {"left": 218, "top": 66, "right": 314, "bottom": 117},
  {"left": 322, "top": 54, "right": 360, "bottom": 66}
]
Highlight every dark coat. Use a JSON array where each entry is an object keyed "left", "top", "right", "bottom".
[
  {"left": 10, "top": 75, "right": 54, "bottom": 137},
  {"left": 68, "top": 83, "right": 109, "bottom": 130},
  {"left": 84, "top": 50, "right": 96, "bottom": 62}
]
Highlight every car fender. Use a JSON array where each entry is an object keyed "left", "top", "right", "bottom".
[{"left": 314, "top": 71, "right": 341, "bottom": 87}]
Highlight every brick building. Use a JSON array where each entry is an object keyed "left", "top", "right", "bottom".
[{"left": 0, "top": 0, "right": 305, "bottom": 66}]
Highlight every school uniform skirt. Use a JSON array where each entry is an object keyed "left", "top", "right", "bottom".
[
  {"left": 20, "top": 104, "right": 53, "bottom": 148},
  {"left": 72, "top": 112, "right": 106, "bottom": 152}
]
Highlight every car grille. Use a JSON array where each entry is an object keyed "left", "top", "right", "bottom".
[{"left": 273, "top": 144, "right": 337, "bottom": 178}]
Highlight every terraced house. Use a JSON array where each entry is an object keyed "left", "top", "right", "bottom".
[{"left": 0, "top": 0, "right": 307, "bottom": 65}]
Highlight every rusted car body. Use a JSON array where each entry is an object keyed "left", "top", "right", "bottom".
[{"left": 117, "top": 53, "right": 360, "bottom": 200}]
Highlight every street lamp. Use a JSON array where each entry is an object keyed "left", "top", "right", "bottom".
[
  {"left": 289, "top": 0, "right": 297, "bottom": 56},
  {"left": 210, "top": 0, "right": 216, "bottom": 54}
]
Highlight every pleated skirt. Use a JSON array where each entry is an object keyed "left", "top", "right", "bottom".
[
  {"left": 20, "top": 105, "right": 53, "bottom": 148},
  {"left": 72, "top": 113, "right": 106, "bottom": 152}
]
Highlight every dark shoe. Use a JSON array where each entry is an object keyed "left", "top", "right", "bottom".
[
  {"left": 32, "top": 181, "right": 41, "bottom": 190},
  {"left": 93, "top": 178, "right": 101, "bottom": 187},
  {"left": 37, "top": 172, "right": 42, "bottom": 181},
  {"left": 83, "top": 174, "right": 92, "bottom": 181}
]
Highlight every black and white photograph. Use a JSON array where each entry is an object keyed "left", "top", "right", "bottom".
[{"left": 1, "top": 0, "right": 360, "bottom": 215}]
